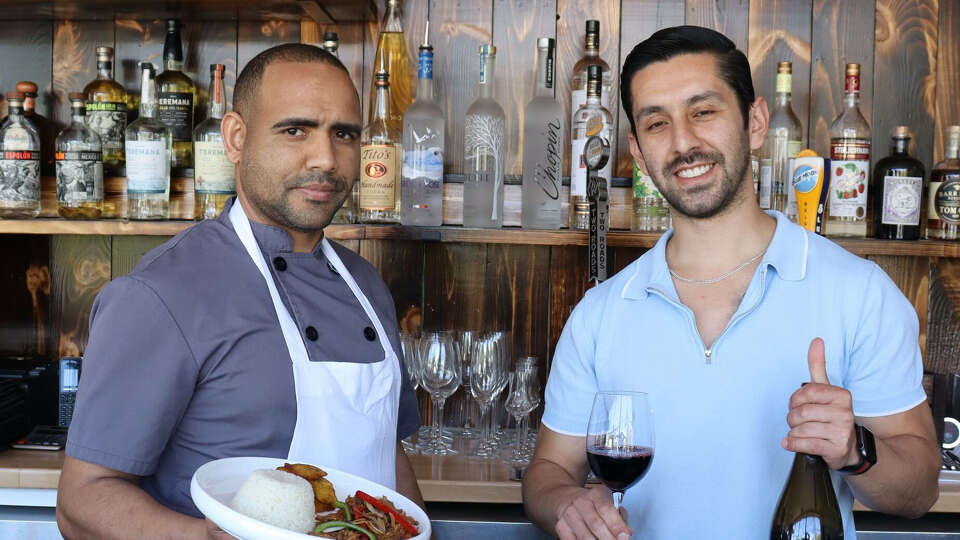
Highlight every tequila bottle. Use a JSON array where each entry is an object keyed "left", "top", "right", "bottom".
[
  {"left": 759, "top": 61, "right": 802, "bottom": 218},
  {"left": 193, "top": 64, "right": 234, "bottom": 220},
  {"left": 0, "top": 92, "right": 40, "bottom": 218},
  {"left": 927, "top": 126, "right": 960, "bottom": 240},
  {"left": 570, "top": 64, "right": 612, "bottom": 230},
  {"left": 359, "top": 71, "right": 402, "bottom": 223},
  {"left": 126, "top": 63, "right": 172, "bottom": 220},
  {"left": 401, "top": 21, "right": 444, "bottom": 226},
  {"left": 826, "top": 63, "right": 871, "bottom": 237},
  {"left": 521, "top": 37, "right": 564, "bottom": 229},
  {"left": 157, "top": 19, "right": 196, "bottom": 170},
  {"left": 570, "top": 20, "right": 612, "bottom": 130},
  {"left": 83, "top": 46, "right": 127, "bottom": 172},
  {"left": 370, "top": 0, "right": 412, "bottom": 134},
  {"left": 56, "top": 93, "right": 103, "bottom": 219},
  {"left": 874, "top": 126, "right": 925, "bottom": 240},
  {"left": 463, "top": 44, "right": 505, "bottom": 229},
  {"left": 7, "top": 81, "right": 55, "bottom": 178}
]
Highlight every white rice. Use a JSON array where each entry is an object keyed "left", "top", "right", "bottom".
[{"left": 230, "top": 469, "right": 315, "bottom": 533}]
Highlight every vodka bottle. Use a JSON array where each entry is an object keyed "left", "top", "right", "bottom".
[
  {"left": 521, "top": 37, "right": 564, "bottom": 229},
  {"left": 463, "top": 44, "right": 505, "bottom": 229},
  {"left": 570, "top": 20, "right": 612, "bottom": 129},
  {"left": 759, "top": 61, "right": 803, "bottom": 219},
  {"left": 570, "top": 64, "right": 612, "bottom": 230},
  {"left": 401, "top": 21, "right": 444, "bottom": 226},
  {"left": 826, "top": 63, "right": 871, "bottom": 237},
  {"left": 359, "top": 71, "right": 402, "bottom": 223}
]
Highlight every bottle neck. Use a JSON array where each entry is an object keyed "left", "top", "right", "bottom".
[
  {"left": 383, "top": 0, "right": 403, "bottom": 32},
  {"left": 71, "top": 106, "right": 85, "bottom": 124},
  {"left": 164, "top": 30, "right": 184, "bottom": 72},
  {"left": 372, "top": 85, "right": 391, "bottom": 122},
  {"left": 416, "top": 48, "right": 434, "bottom": 100},
  {"left": 586, "top": 79, "right": 601, "bottom": 104},
  {"left": 416, "top": 77, "right": 434, "bottom": 102},
  {"left": 891, "top": 137, "right": 910, "bottom": 155},
  {"left": 947, "top": 142, "right": 960, "bottom": 160},
  {"left": 97, "top": 60, "right": 114, "bottom": 80},
  {"left": 478, "top": 55, "right": 496, "bottom": 98},
  {"left": 7, "top": 105, "right": 24, "bottom": 121},
  {"left": 534, "top": 46, "right": 553, "bottom": 97},
  {"left": 208, "top": 71, "right": 225, "bottom": 119},
  {"left": 843, "top": 91, "right": 860, "bottom": 110},
  {"left": 140, "top": 74, "right": 157, "bottom": 118}
]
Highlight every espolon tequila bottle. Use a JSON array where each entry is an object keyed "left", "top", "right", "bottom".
[
  {"left": 83, "top": 46, "right": 127, "bottom": 173},
  {"left": 0, "top": 92, "right": 40, "bottom": 218},
  {"left": 56, "top": 93, "right": 103, "bottom": 219}
]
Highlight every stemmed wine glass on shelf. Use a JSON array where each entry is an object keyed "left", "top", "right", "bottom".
[
  {"left": 467, "top": 332, "right": 509, "bottom": 459},
  {"left": 586, "top": 391, "right": 655, "bottom": 510},
  {"left": 418, "top": 331, "right": 460, "bottom": 455},
  {"left": 399, "top": 332, "right": 421, "bottom": 453},
  {"left": 504, "top": 361, "right": 541, "bottom": 466},
  {"left": 454, "top": 330, "right": 480, "bottom": 439}
]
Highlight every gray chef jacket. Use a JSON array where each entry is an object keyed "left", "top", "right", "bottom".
[{"left": 65, "top": 197, "right": 421, "bottom": 517}]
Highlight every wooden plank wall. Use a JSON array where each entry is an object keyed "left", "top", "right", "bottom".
[{"left": 0, "top": 0, "right": 959, "bottom": 397}]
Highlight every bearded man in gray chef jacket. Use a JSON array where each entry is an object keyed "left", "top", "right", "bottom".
[{"left": 56, "top": 44, "right": 424, "bottom": 540}]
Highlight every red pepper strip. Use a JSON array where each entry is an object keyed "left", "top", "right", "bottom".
[{"left": 355, "top": 490, "right": 418, "bottom": 535}]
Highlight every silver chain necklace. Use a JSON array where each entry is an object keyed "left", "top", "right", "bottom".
[{"left": 669, "top": 250, "right": 766, "bottom": 285}]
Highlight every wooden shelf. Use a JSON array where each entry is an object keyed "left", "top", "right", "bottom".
[
  {"left": 3, "top": 219, "right": 960, "bottom": 258},
  {"left": 0, "top": 0, "right": 376, "bottom": 22}
]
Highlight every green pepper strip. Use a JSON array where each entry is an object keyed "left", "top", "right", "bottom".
[
  {"left": 312, "top": 520, "right": 375, "bottom": 540},
  {"left": 333, "top": 500, "right": 352, "bottom": 522}
]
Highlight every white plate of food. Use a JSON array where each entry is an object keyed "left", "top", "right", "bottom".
[{"left": 190, "top": 456, "right": 430, "bottom": 540}]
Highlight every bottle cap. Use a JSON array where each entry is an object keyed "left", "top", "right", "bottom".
[
  {"left": 323, "top": 31, "right": 338, "bottom": 42},
  {"left": 845, "top": 63, "right": 860, "bottom": 75},
  {"left": 586, "top": 20, "right": 599, "bottom": 34},
  {"left": 479, "top": 43, "right": 497, "bottom": 56},
  {"left": 209, "top": 63, "right": 225, "bottom": 73},
  {"left": 5, "top": 91, "right": 25, "bottom": 101},
  {"left": 68, "top": 92, "right": 85, "bottom": 103},
  {"left": 777, "top": 61, "right": 792, "bottom": 73},
  {"left": 139, "top": 62, "right": 156, "bottom": 75},
  {"left": 95, "top": 45, "right": 113, "bottom": 61},
  {"left": 166, "top": 19, "right": 180, "bottom": 32},
  {"left": 15, "top": 81, "right": 37, "bottom": 95},
  {"left": 537, "top": 37, "right": 553, "bottom": 49},
  {"left": 893, "top": 125, "right": 910, "bottom": 138}
]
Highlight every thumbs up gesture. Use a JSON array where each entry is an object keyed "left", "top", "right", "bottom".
[{"left": 783, "top": 338, "right": 860, "bottom": 470}]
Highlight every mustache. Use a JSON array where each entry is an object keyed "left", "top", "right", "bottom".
[
  {"left": 663, "top": 151, "right": 724, "bottom": 177},
  {"left": 290, "top": 173, "right": 349, "bottom": 191}
]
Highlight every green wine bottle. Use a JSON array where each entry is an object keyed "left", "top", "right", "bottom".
[{"left": 770, "top": 452, "right": 844, "bottom": 539}]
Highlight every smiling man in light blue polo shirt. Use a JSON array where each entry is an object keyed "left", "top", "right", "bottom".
[{"left": 523, "top": 26, "right": 940, "bottom": 540}]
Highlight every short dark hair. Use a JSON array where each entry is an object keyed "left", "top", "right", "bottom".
[
  {"left": 619, "top": 25, "right": 755, "bottom": 137},
  {"left": 234, "top": 43, "right": 351, "bottom": 117}
]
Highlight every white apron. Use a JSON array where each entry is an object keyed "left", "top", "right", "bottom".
[{"left": 229, "top": 201, "right": 401, "bottom": 489}]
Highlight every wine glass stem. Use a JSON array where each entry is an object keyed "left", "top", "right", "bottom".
[
  {"left": 479, "top": 404, "right": 490, "bottom": 447},
  {"left": 613, "top": 491, "right": 624, "bottom": 510},
  {"left": 513, "top": 414, "right": 523, "bottom": 456},
  {"left": 431, "top": 396, "right": 444, "bottom": 445},
  {"left": 519, "top": 415, "right": 529, "bottom": 449}
]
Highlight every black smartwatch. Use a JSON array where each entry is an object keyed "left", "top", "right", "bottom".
[{"left": 838, "top": 424, "right": 877, "bottom": 475}]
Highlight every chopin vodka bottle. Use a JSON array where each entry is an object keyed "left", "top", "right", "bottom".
[
  {"left": 0, "top": 92, "right": 40, "bottom": 218},
  {"left": 56, "top": 94, "right": 103, "bottom": 219},
  {"left": 126, "top": 63, "right": 172, "bottom": 220},
  {"left": 193, "top": 64, "right": 234, "bottom": 220},
  {"left": 401, "top": 20, "right": 444, "bottom": 226},
  {"left": 521, "top": 37, "right": 564, "bottom": 229},
  {"left": 463, "top": 44, "right": 505, "bottom": 229}
]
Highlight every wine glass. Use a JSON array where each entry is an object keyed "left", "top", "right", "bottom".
[
  {"left": 586, "top": 391, "right": 655, "bottom": 509},
  {"left": 467, "top": 333, "right": 508, "bottom": 458},
  {"left": 515, "top": 356, "right": 540, "bottom": 459},
  {"left": 419, "top": 331, "right": 460, "bottom": 455},
  {"left": 399, "top": 332, "right": 420, "bottom": 453},
  {"left": 503, "top": 364, "right": 541, "bottom": 466},
  {"left": 454, "top": 330, "right": 480, "bottom": 439}
]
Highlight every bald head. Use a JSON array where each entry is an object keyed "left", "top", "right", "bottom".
[{"left": 234, "top": 43, "right": 353, "bottom": 118}]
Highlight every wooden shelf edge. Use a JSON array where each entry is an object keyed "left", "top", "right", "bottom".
[{"left": 3, "top": 219, "right": 960, "bottom": 258}]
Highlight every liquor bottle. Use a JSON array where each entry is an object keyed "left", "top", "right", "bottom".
[
  {"left": 927, "top": 126, "right": 960, "bottom": 240},
  {"left": 632, "top": 162, "right": 668, "bottom": 232},
  {"left": 401, "top": 21, "right": 444, "bottom": 227},
  {"left": 83, "top": 46, "right": 127, "bottom": 173},
  {"left": 759, "top": 61, "right": 803, "bottom": 218},
  {"left": 463, "top": 44, "right": 506, "bottom": 229},
  {"left": 873, "top": 126, "right": 925, "bottom": 240},
  {"left": 826, "top": 63, "right": 871, "bottom": 237},
  {"left": 126, "top": 63, "right": 172, "bottom": 220},
  {"left": 570, "top": 20, "right": 612, "bottom": 131},
  {"left": 193, "top": 64, "right": 234, "bottom": 220},
  {"left": 359, "top": 71, "right": 401, "bottom": 223},
  {"left": 55, "top": 93, "right": 103, "bottom": 219},
  {"left": 570, "top": 64, "right": 613, "bottom": 230},
  {"left": 770, "top": 452, "right": 843, "bottom": 539},
  {"left": 521, "top": 37, "right": 564, "bottom": 229},
  {"left": 156, "top": 19, "right": 196, "bottom": 170},
  {"left": 5, "top": 82, "right": 55, "bottom": 178},
  {"left": 0, "top": 92, "right": 41, "bottom": 218},
  {"left": 369, "top": 0, "right": 412, "bottom": 134},
  {"left": 322, "top": 31, "right": 339, "bottom": 55}
]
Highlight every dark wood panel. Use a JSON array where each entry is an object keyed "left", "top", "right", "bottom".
[
  {"left": 50, "top": 235, "right": 111, "bottom": 358},
  {"left": 0, "top": 236, "right": 51, "bottom": 357},
  {"left": 809, "top": 0, "right": 876, "bottom": 157},
  {"left": 926, "top": 258, "right": 960, "bottom": 375},
  {"left": 482, "top": 244, "right": 551, "bottom": 365},
  {"left": 492, "top": 0, "right": 557, "bottom": 176},
  {"left": 51, "top": 20, "right": 115, "bottom": 132},
  {"left": 183, "top": 20, "right": 237, "bottom": 120},
  {"left": 237, "top": 19, "right": 300, "bottom": 72},
  {"left": 110, "top": 235, "right": 168, "bottom": 278},
  {"left": 748, "top": 0, "right": 812, "bottom": 147},
  {"left": 871, "top": 0, "right": 938, "bottom": 169},
  {"left": 933, "top": 0, "right": 959, "bottom": 164},
  {"left": 615, "top": 0, "right": 685, "bottom": 176},
  {"left": 429, "top": 0, "right": 493, "bottom": 174},
  {"left": 358, "top": 239, "right": 424, "bottom": 334},
  {"left": 867, "top": 255, "right": 929, "bottom": 358},
  {"left": 555, "top": 0, "right": 620, "bottom": 176},
  {"left": 421, "top": 242, "right": 488, "bottom": 331},
  {"left": 0, "top": 20, "right": 53, "bottom": 121},
  {"left": 548, "top": 245, "right": 591, "bottom": 369},
  {"left": 685, "top": 0, "right": 749, "bottom": 52}
]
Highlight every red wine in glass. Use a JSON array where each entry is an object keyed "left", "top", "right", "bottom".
[{"left": 586, "top": 445, "right": 654, "bottom": 492}]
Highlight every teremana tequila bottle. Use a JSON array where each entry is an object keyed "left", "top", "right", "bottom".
[
  {"left": 193, "top": 64, "right": 234, "bottom": 220},
  {"left": 157, "top": 19, "right": 196, "bottom": 170},
  {"left": 126, "top": 63, "right": 172, "bottom": 220}
]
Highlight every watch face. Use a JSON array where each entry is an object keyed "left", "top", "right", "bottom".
[{"left": 945, "top": 417, "right": 960, "bottom": 450}]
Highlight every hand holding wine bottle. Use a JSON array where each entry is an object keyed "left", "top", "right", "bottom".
[{"left": 782, "top": 338, "right": 859, "bottom": 470}]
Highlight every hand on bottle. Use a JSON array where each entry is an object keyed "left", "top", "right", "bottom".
[
  {"left": 555, "top": 486, "right": 631, "bottom": 540},
  {"left": 782, "top": 338, "right": 859, "bottom": 470}
]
